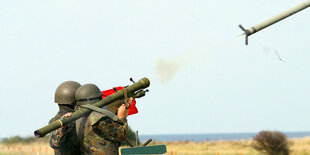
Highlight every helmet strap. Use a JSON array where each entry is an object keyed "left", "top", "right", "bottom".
[{"left": 77, "top": 96, "right": 102, "bottom": 102}]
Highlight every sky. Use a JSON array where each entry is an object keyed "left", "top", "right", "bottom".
[{"left": 1, "top": 0, "right": 310, "bottom": 138}]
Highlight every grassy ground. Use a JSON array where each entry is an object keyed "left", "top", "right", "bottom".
[
  {"left": 1, "top": 137, "right": 310, "bottom": 155},
  {"left": 158, "top": 137, "right": 310, "bottom": 155},
  {"left": 0, "top": 142, "right": 53, "bottom": 155}
]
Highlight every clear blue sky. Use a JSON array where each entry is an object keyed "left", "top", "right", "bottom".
[{"left": 1, "top": 0, "right": 310, "bottom": 138}]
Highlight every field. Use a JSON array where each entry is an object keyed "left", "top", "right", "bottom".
[{"left": 1, "top": 137, "right": 310, "bottom": 155}]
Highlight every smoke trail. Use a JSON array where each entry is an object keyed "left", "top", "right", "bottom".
[
  {"left": 155, "top": 52, "right": 206, "bottom": 85},
  {"left": 155, "top": 58, "right": 187, "bottom": 85}
]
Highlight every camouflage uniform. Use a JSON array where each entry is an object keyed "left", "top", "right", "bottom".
[
  {"left": 76, "top": 111, "right": 128, "bottom": 155},
  {"left": 49, "top": 105, "right": 80, "bottom": 155}
]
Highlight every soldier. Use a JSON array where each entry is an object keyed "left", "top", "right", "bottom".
[
  {"left": 49, "top": 81, "right": 81, "bottom": 155},
  {"left": 75, "top": 84, "right": 130, "bottom": 155}
]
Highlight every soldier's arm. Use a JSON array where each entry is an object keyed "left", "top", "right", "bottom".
[
  {"left": 49, "top": 113, "right": 73, "bottom": 149},
  {"left": 93, "top": 117, "right": 129, "bottom": 142},
  {"left": 49, "top": 126, "right": 71, "bottom": 148}
]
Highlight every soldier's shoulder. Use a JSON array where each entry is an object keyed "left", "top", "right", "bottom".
[
  {"left": 48, "top": 112, "right": 61, "bottom": 124},
  {"left": 88, "top": 111, "right": 108, "bottom": 126}
]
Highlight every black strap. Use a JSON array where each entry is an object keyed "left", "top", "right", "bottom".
[
  {"left": 113, "top": 87, "right": 117, "bottom": 92},
  {"left": 81, "top": 104, "right": 118, "bottom": 121},
  {"left": 77, "top": 96, "right": 102, "bottom": 102}
]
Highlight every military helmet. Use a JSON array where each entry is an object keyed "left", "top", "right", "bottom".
[
  {"left": 75, "top": 84, "right": 102, "bottom": 105},
  {"left": 55, "top": 81, "right": 81, "bottom": 105}
]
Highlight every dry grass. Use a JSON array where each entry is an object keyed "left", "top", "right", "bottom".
[
  {"left": 0, "top": 142, "right": 54, "bottom": 155},
  {"left": 1, "top": 137, "right": 310, "bottom": 155},
  {"left": 156, "top": 140, "right": 258, "bottom": 155},
  {"left": 156, "top": 137, "right": 310, "bottom": 155}
]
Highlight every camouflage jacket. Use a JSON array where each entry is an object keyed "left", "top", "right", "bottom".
[
  {"left": 49, "top": 105, "right": 81, "bottom": 155},
  {"left": 76, "top": 111, "right": 128, "bottom": 155}
]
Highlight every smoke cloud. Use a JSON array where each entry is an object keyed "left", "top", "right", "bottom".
[
  {"left": 155, "top": 57, "right": 189, "bottom": 85},
  {"left": 154, "top": 52, "right": 207, "bottom": 85}
]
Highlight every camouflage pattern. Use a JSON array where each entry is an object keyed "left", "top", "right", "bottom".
[
  {"left": 35, "top": 78, "right": 150, "bottom": 138},
  {"left": 49, "top": 106, "right": 80, "bottom": 155},
  {"left": 76, "top": 111, "right": 128, "bottom": 155}
]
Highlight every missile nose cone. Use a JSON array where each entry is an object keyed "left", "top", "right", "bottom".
[{"left": 139, "top": 77, "right": 150, "bottom": 88}]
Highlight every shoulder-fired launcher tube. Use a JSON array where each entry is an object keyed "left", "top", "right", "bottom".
[
  {"left": 34, "top": 77, "right": 150, "bottom": 138},
  {"left": 240, "top": 0, "right": 310, "bottom": 45}
]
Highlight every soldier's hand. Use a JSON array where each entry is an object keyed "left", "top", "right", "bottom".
[
  {"left": 125, "top": 97, "right": 133, "bottom": 108},
  {"left": 117, "top": 104, "right": 127, "bottom": 119},
  {"left": 128, "top": 97, "right": 133, "bottom": 104},
  {"left": 59, "top": 112, "right": 72, "bottom": 129},
  {"left": 61, "top": 112, "right": 72, "bottom": 119}
]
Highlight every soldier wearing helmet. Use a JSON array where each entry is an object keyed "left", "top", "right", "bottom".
[
  {"left": 49, "top": 81, "right": 81, "bottom": 155},
  {"left": 75, "top": 84, "right": 130, "bottom": 155}
]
